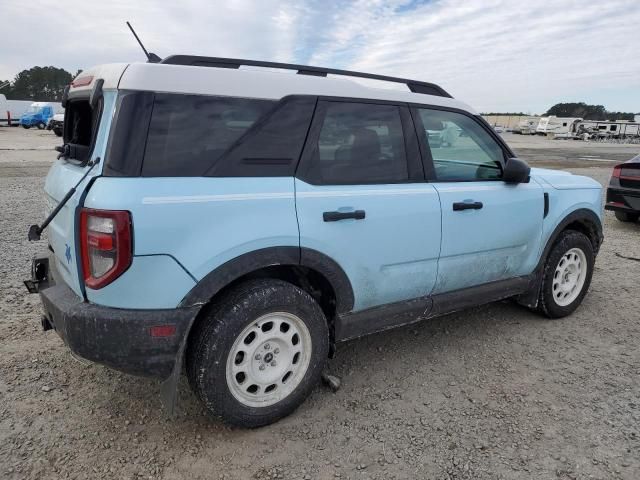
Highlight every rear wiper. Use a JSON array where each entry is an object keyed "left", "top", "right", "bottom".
[{"left": 27, "top": 157, "right": 100, "bottom": 241}]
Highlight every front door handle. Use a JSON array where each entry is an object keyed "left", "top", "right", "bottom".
[
  {"left": 452, "top": 201, "right": 483, "bottom": 211},
  {"left": 323, "top": 210, "right": 366, "bottom": 222}
]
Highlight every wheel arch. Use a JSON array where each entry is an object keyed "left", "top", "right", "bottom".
[
  {"left": 160, "top": 247, "right": 354, "bottom": 413},
  {"left": 179, "top": 246, "right": 354, "bottom": 314},
  {"left": 517, "top": 208, "right": 603, "bottom": 308}
]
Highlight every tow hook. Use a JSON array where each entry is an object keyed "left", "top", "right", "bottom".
[{"left": 23, "top": 257, "right": 49, "bottom": 294}]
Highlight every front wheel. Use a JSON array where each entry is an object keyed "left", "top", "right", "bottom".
[
  {"left": 538, "top": 231, "right": 594, "bottom": 318},
  {"left": 36, "top": 121, "right": 46, "bottom": 130},
  {"left": 615, "top": 211, "right": 639, "bottom": 223},
  {"left": 187, "top": 279, "right": 329, "bottom": 428},
  {"left": 53, "top": 128, "right": 63, "bottom": 137}
]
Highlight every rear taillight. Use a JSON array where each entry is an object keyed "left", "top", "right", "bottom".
[
  {"left": 80, "top": 208, "right": 132, "bottom": 289},
  {"left": 612, "top": 165, "right": 622, "bottom": 178},
  {"left": 613, "top": 164, "right": 640, "bottom": 181}
]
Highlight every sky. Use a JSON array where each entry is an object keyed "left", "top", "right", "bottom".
[{"left": 1, "top": 0, "right": 639, "bottom": 114}]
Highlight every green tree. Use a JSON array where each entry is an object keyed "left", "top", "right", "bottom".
[
  {"left": 5, "top": 66, "right": 74, "bottom": 101},
  {"left": 605, "top": 111, "right": 634, "bottom": 121},
  {"left": 545, "top": 102, "right": 634, "bottom": 121},
  {"left": 545, "top": 102, "right": 606, "bottom": 120}
]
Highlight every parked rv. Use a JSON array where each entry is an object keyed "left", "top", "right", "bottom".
[
  {"left": 536, "top": 116, "right": 582, "bottom": 136},
  {"left": 575, "top": 120, "right": 640, "bottom": 139},
  {"left": 513, "top": 117, "right": 541, "bottom": 135}
]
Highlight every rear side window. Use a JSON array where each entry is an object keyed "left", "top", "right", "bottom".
[
  {"left": 142, "top": 94, "right": 275, "bottom": 176},
  {"left": 416, "top": 108, "right": 505, "bottom": 181},
  {"left": 302, "top": 101, "right": 409, "bottom": 184}
]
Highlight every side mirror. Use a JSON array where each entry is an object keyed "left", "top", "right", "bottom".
[{"left": 503, "top": 157, "right": 530, "bottom": 184}]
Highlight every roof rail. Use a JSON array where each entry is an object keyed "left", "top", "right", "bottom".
[{"left": 160, "top": 55, "right": 452, "bottom": 98}]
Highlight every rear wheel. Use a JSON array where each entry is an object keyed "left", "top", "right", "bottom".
[
  {"left": 615, "top": 211, "right": 639, "bottom": 223},
  {"left": 187, "top": 279, "right": 329, "bottom": 428},
  {"left": 22, "top": 124, "right": 30, "bottom": 129},
  {"left": 538, "top": 231, "right": 594, "bottom": 318},
  {"left": 53, "top": 128, "right": 63, "bottom": 137}
]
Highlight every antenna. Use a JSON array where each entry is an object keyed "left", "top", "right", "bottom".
[{"left": 126, "top": 21, "right": 161, "bottom": 63}]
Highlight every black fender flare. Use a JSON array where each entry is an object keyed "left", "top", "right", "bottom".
[
  {"left": 161, "top": 246, "right": 354, "bottom": 413},
  {"left": 178, "top": 246, "right": 354, "bottom": 312},
  {"left": 517, "top": 208, "right": 603, "bottom": 308}
]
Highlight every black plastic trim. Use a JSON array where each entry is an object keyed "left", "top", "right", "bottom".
[
  {"left": 179, "top": 246, "right": 354, "bottom": 313},
  {"left": 160, "top": 55, "right": 452, "bottom": 98},
  {"left": 516, "top": 208, "right": 603, "bottom": 308},
  {"left": 35, "top": 255, "right": 197, "bottom": 379},
  {"left": 543, "top": 192, "right": 550, "bottom": 218},
  {"left": 336, "top": 275, "right": 532, "bottom": 342}
]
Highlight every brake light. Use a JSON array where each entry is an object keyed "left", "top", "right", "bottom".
[
  {"left": 613, "top": 164, "right": 640, "bottom": 181},
  {"left": 612, "top": 165, "right": 622, "bottom": 178},
  {"left": 80, "top": 209, "right": 132, "bottom": 289},
  {"left": 71, "top": 75, "right": 93, "bottom": 88}
]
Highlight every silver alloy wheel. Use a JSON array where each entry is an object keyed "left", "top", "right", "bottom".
[
  {"left": 552, "top": 247, "right": 587, "bottom": 307},
  {"left": 225, "top": 312, "right": 312, "bottom": 408}
]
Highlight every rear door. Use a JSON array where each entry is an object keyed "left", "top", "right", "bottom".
[
  {"left": 412, "top": 107, "right": 543, "bottom": 294},
  {"left": 295, "top": 99, "right": 442, "bottom": 312},
  {"left": 44, "top": 86, "right": 117, "bottom": 296}
]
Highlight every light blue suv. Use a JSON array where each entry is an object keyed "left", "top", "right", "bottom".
[{"left": 26, "top": 57, "right": 603, "bottom": 427}]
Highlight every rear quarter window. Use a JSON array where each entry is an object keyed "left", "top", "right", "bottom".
[{"left": 142, "top": 94, "right": 275, "bottom": 176}]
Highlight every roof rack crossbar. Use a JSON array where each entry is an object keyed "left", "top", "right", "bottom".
[{"left": 160, "top": 55, "right": 452, "bottom": 98}]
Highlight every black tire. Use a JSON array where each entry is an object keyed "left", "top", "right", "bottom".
[
  {"left": 53, "top": 128, "right": 63, "bottom": 137},
  {"left": 615, "top": 211, "right": 638, "bottom": 223},
  {"left": 36, "top": 121, "right": 46, "bottom": 130},
  {"left": 186, "top": 279, "right": 329, "bottom": 428},
  {"left": 22, "top": 124, "right": 30, "bottom": 129},
  {"left": 538, "top": 230, "right": 594, "bottom": 318}
]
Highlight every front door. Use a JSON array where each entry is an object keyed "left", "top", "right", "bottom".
[
  {"left": 295, "top": 100, "right": 442, "bottom": 312},
  {"left": 413, "top": 106, "right": 544, "bottom": 294}
]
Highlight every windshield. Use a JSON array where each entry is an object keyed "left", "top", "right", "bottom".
[{"left": 27, "top": 105, "right": 42, "bottom": 113}]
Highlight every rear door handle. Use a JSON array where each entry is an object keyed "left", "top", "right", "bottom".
[
  {"left": 323, "top": 210, "right": 366, "bottom": 222},
  {"left": 452, "top": 201, "right": 483, "bottom": 211}
]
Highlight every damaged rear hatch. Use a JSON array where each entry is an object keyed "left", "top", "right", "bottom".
[{"left": 41, "top": 65, "right": 126, "bottom": 297}]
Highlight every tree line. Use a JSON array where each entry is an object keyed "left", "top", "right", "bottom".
[
  {"left": 1, "top": 66, "right": 81, "bottom": 102},
  {"left": 482, "top": 103, "right": 636, "bottom": 121},
  {"left": 545, "top": 102, "right": 635, "bottom": 121}
]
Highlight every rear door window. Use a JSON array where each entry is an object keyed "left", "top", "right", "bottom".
[
  {"left": 142, "top": 94, "right": 275, "bottom": 176},
  {"left": 300, "top": 101, "right": 409, "bottom": 184}
]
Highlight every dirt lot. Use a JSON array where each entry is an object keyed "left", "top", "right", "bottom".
[{"left": 1, "top": 127, "right": 639, "bottom": 480}]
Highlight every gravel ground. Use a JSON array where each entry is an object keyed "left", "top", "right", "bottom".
[{"left": 1, "top": 127, "right": 639, "bottom": 480}]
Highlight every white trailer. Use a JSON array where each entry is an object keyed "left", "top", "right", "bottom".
[
  {"left": 0, "top": 94, "right": 36, "bottom": 126},
  {"left": 513, "top": 116, "right": 541, "bottom": 135},
  {"left": 536, "top": 116, "right": 582, "bottom": 136},
  {"left": 575, "top": 120, "right": 640, "bottom": 138}
]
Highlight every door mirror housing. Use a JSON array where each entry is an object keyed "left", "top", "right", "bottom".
[{"left": 503, "top": 157, "right": 530, "bottom": 184}]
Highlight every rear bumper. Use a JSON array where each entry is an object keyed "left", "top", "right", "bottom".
[
  {"left": 34, "top": 254, "right": 199, "bottom": 378},
  {"left": 605, "top": 186, "right": 640, "bottom": 213}
]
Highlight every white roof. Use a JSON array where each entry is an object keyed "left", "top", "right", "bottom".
[{"left": 74, "top": 62, "right": 476, "bottom": 114}]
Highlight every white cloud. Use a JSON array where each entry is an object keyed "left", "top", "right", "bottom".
[{"left": 1, "top": 0, "right": 638, "bottom": 113}]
